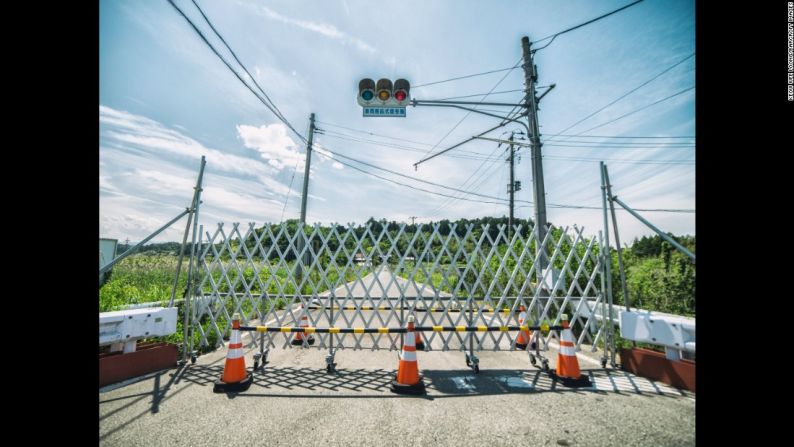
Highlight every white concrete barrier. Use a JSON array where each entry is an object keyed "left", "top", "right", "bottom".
[
  {"left": 619, "top": 310, "right": 695, "bottom": 360},
  {"left": 99, "top": 307, "right": 178, "bottom": 353}
]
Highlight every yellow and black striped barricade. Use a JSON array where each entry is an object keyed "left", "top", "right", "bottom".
[
  {"left": 238, "top": 323, "right": 559, "bottom": 374},
  {"left": 306, "top": 305, "right": 516, "bottom": 314},
  {"left": 239, "top": 324, "right": 561, "bottom": 334}
]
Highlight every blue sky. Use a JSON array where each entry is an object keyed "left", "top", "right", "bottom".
[{"left": 100, "top": 0, "right": 695, "bottom": 244}]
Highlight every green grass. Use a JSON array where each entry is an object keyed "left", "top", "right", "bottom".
[
  {"left": 100, "top": 254, "right": 373, "bottom": 354},
  {"left": 99, "top": 254, "right": 187, "bottom": 312}
]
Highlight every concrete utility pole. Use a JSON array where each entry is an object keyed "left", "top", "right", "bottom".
[
  {"left": 521, "top": 36, "right": 549, "bottom": 276},
  {"left": 296, "top": 113, "right": 316, "bottom": 280},
  {"left": 299, "top": 113, "right": 315, "bottom": 228},
  {"left": 507, "top": 132, "right": 515, "bottom": 238}
]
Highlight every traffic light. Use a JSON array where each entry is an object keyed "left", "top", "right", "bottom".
[
  {"left": 393, "top": 79, "right": 410, "bottom": 106},
  {"left": 357, "top": 78, "right": 410, "bottom": 107},
  {"left": 376, "top": 78, "right": 392, "bottom": 101},
  {"left": 358, "top": 78, "right": 376, "bottom": 106}
]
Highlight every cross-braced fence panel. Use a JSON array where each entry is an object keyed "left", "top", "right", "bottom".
[{"left": 192, "top": 222, "right": 608, "bottom": 353}]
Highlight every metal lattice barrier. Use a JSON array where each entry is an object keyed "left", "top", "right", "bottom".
[{"left": 189, "top": 222, "right": 612, "bottom": 366}]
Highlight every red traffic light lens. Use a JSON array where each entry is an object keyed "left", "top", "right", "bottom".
[{"left": 394, "top": 90, "right": 407, "bottom": 101}]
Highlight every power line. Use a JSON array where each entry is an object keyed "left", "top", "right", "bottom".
[
  {"left": 280, "top": 157, "right": 301, "bottom": 222},
  {"left": 426, "top": 107, "right": 526, "bottom": 216},
  {"left": 517, "top": 205, "right": 694, "bottom": 213},
  {"left": 493, "top": 155, "right": 506, "bottom": 216},
  {"left": 544, "top": 143, "right": 694, "bottom": 150},
  {"left": 312, "top": 146, "right": 526, "bottom": 207},
  {"left": 547, "top": 52, "right": 695, "bottom": 141},
  {"left": 315, "top": 142, "right": 693, "bottom": 214},
  {"left": 412, "top": 66, "right": 517, "bottom": 89},
  {"left": 431, "top": 155, "right": 505, "bottom": 216},
  {"left": 436, "top": 89, "right": 525, "bottom": 101},
  {"left": 544, "top": 155, "right": 694, "bottom": 165},
  {"left": 169, "top": 0, "right": 311, "bottom": 221},
  {"left": 546, "top": 134, "right": 695, "bottom": 139},
  {"left": 320, "top": 128, "right": 507, "bottom": 155},
  {"left": 417, "top": 58, "right": 522, "bottom": 161},
  {"left": 319, "top": 131, "right": 503, "bottom": 161},
  {"left": 430, "top": 146, "right": 505, "bottom": 215},
  {"left": 317, "top": 121, "right": 436, "bottom": 147},
  {"left": 318, "top": 122, "right": 510, "bottom": 160},
  {"left": 575, "top": 86, "right": 695, "bottom": 134},
  {"left": 167, "top": 0, "right": 307, "bottom": 145},
  {"left": 532, "top": 0, "right": 646, "bottom": 50},
  {"left": 189, "top": 0, "right": 289, "bottom": 126},
  {"left": 314, "top": 145, "right": 526, "bottom": 203}
]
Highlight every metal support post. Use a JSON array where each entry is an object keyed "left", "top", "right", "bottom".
[
  {"left": 508, "top": 132, "right": 515, "bottom": 239},
  {"left": 597, "top": 231, "right": 609, "bottom": 369},
  {"left": 188, "top": 223, "right": 203, "bottom": 363},
  {"left": 612, "top": 196, "right": 696, "bottom": 262},
  {"left": 100, "top": 210, "right": 190, "bottom": 277},
  {"left": 182, "top": 156, "right": 206, "bottom": 362},
  {"left": 170, "top": 156, "right": 207, "bottom": 308},
  {"left": 603, "top": 165, "right": 631, "bottom": 312},
  {"left": 600, "top": 162, "right": 617, "bottom": 367},
  {"left": 326, "top": 292, "right": 336, "bottom": 373}
]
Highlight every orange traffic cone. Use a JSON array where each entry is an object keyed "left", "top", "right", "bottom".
[
  {"left": 515, "top": 305, "right": 531, "bottom": 349},
  {"left": 213, "top": 313, "right": 253, "bottom": 392},
  {"left": 391, "top": 315, "right": 426, "bottom": 395},
  {"left": 549, "top": 314, "right": 591, "bottom": 387},
  {"left": 415, "top": 318, "right": 425, "bottom": 351},
  {"left": 291, "top": 305, "right": 315, "bottom": 346}
]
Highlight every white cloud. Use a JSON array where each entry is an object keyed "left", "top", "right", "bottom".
[
  {"left": 236, "top": 123, "right": 302, "bottom": 171},
  {"left": 252, "top": 5, "right": 376, "bottom": 54},
  {"left": 100, "top": 105, "right": 306, "bottom": 241},
  {"left": 135, "top": 169, "right": 195, "bottom": 195},
  {"left": 332, "top": 162, "right": 344, "bottom": 170},
  {"left": 100, "top": 106, "right": 281, "bottom": 179},
  {"left": 99, "top": 175, "right": 116, "bottom": 192}
]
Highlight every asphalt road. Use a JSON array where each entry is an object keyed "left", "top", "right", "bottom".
[{"left": 100, "top": 315, "right": 695, "bottom": 446}]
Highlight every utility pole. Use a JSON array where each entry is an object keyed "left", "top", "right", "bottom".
[
  {"left": 522, "top": 36, "right": 549, "bottom": 282},
  {"left": 296, "top": 113, "right": 315, "bottom": 281},
  {"left": 507, "top": 132, "right": 515, "bottom": 238},
  {"left": 409, "top": 216, "right": 417, "bottom": 225}
]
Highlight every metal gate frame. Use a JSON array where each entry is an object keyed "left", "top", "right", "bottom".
[{"left": 189, "top": 221, "right": 613, "bottom": 368}]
